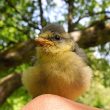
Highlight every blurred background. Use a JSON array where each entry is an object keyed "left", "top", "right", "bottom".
[{"left": 0, "top": 0, "right": 110, "bottom": 110}]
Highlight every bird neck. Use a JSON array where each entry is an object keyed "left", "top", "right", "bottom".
[{"left": 36, "top": 49, "right": 72, "bottom": 64}]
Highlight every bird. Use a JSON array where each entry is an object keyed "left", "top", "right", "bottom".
[{"left": 22, "top": 23, "right": 92, "bottom": 100}]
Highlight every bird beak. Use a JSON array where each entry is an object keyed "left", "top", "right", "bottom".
[{"left": 35, "top": 37, "right": 54, "bottom": 46}]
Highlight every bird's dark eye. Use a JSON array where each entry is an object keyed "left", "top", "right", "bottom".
[{"left": 53, "top": 35, "right": 61, "bottom": 40}]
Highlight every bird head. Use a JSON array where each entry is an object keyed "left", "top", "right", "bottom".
[{"left": 35, "top": 24, "right": 74, "bottom": 54}]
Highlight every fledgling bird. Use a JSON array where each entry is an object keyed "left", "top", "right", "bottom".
[{"left": 22, "top": 24, "right": 92, "bottom": 100}]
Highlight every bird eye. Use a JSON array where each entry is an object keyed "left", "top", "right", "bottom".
[{"left": 53, "top": 35, "right": 61, "bottom": 40}]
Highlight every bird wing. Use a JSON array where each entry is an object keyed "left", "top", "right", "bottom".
[{"left": 73, "top": 43, "right": 89, "bottom": 65}]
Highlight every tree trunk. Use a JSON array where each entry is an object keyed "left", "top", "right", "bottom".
[
  {"left": 0, "top": 73, "right": 22, "bottom": 105},
  {"left": 0, "top": 40, "right": 36, "bottom": 73}
]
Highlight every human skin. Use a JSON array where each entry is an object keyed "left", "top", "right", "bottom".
[{"left": 22, "top": 94, "right": 102, "bottom": 110}]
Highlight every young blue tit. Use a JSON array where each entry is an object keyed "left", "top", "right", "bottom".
[{"left": 22, "top": 24, "right": 92, "bottom": 100}]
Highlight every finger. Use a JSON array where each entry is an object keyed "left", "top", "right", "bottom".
[{"left": 22, "top": 94, "right": 102, "bottom": 110}]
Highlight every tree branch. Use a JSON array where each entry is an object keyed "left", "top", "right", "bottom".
[
  {"left": 0, "top": 73, "right": 22, "bottom": 104},
  {"left": 74, "top": 11, "right": 110, "bottom": 26},
  {"left": 66, "top": 0, "right": 74, "bottom": 32},
  {"left": 38, "top": 0, "right": 44, "bottom": 27},
  {"left": 0, "top": 40, "right": 36, "bottom": 72},
  {"left": 70, "top": 23, "right": 110, "bottom": 48}
]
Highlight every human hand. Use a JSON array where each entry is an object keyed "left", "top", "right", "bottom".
[{"left": 22, "top": 94, "right": 102, "bottom": 110}]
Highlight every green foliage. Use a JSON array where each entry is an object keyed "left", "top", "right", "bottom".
[
  {"left": 79, "top": 83, "right": 110, "bottom": 110},
  {"left": 0, "top": 0, "right": 37, "bottom": 51},
  {"left": 0, "top": 63, "right": 30, "bottom": 79},
  {"left": 0, "top": 87, "right": 31, "bottom": 110},
  {"left": 87, "top": 47, "right": 110, "bottom": 87},
  {"left": 78, "top": 49, "right": 110, "bottom": 110}
]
